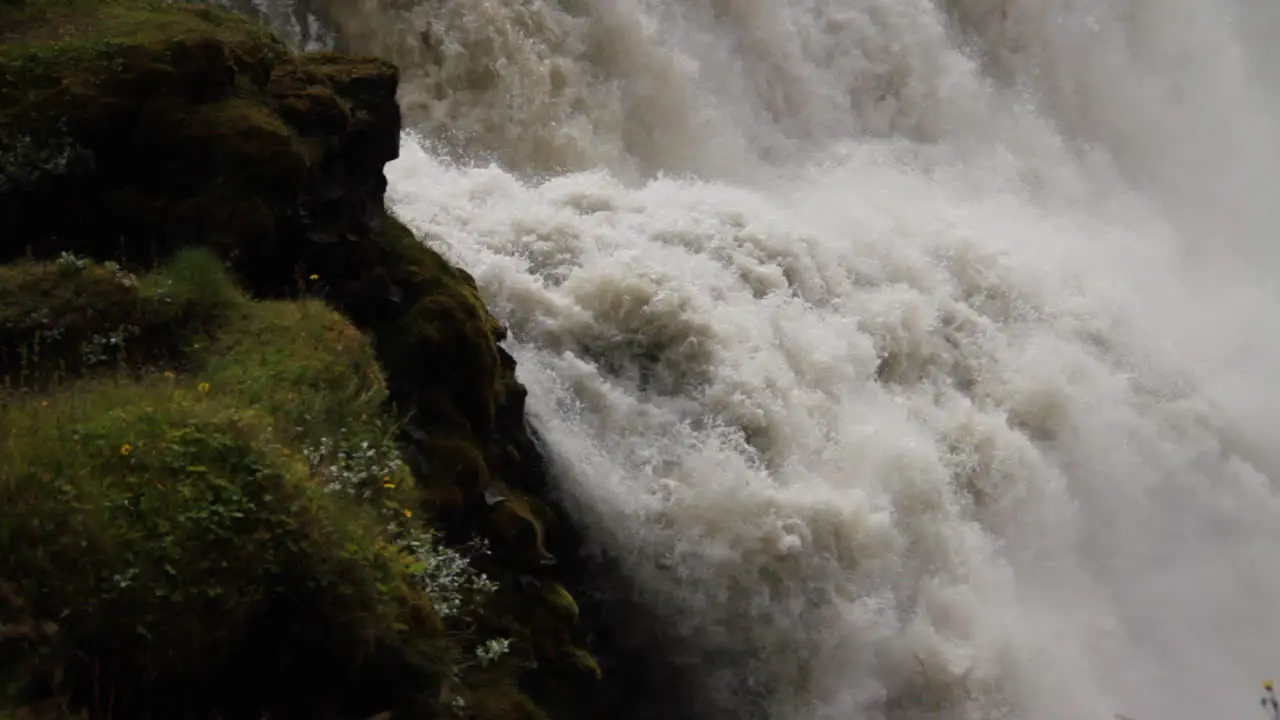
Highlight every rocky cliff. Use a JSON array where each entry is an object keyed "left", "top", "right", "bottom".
[{"left": 0, "top": 1, "right": 603, "bottom": 717}]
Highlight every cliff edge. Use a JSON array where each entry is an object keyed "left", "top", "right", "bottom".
[{"left": 0, "top": 1, "right": 602, "bottom": 717}]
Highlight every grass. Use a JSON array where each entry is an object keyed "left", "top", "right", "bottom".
[
  {"left": 0, "top": 1, "right": 601, "bottom": 714},
  {"left": 0, "top": 0, "right": 283, "bottom": 115},
  {"left": 0, "top": 250, "right": 516, "bottom": 718},
  {"left": 0, "top": 0, "right": 282, "bottom": 50},
  {"left": 0, "top": 248, "right": 239, "bottom": 387},
  {"left": 0, "top": 0, "right": 287, "bottom": 214}
]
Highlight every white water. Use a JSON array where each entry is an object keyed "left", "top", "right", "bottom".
[{"left": 330, "top": 0, "right": 1280, "bottom": 717}]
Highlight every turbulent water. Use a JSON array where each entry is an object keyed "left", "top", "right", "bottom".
[{"left": 277, "top": 0, "right": 1280, "bottom": 717}]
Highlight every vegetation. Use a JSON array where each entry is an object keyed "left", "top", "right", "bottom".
[
  {"left": 0, "top": 0, "right": 604, "bottom": 716},
  {"left": 0, "top": 250, "right": 526, "bottom": 717}
]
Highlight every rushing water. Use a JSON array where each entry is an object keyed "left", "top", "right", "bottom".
[{"left": 277, "top": 0, "right": 1280, "bottom": 717}]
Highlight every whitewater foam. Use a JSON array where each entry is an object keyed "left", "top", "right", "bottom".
[{"left": 296, "top": 0, "right": 1280, "bottom": 717}]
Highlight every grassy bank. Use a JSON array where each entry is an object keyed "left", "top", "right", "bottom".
[
  {"left": 0, "top": 251, "right": 527, "bottom": 718},
  {"left": 0, "top": 0, "right": 603, "bottom": 715}
]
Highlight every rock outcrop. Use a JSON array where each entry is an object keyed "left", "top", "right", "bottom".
[{"left": 0, "top": 1, "right": 602, "bottom": 717}]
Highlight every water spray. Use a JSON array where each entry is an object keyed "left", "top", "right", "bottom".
[{"left": 1116, "top": 681, "right": 1280, "bottom": 720}]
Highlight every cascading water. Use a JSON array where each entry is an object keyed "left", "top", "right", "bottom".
[{"left": 287, "top": 0, "right": 1280, "bottom": 717}]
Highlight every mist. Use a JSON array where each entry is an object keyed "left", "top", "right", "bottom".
[{"left": 238, "top": 0, "right": 1280, "bottom": 716}]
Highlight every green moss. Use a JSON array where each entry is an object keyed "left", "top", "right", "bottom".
[
  {"left": 347, "top": 214, "right": 610, "bottom": 715},
  {"left": 0, "top": 1, "right": 283, "bottom": 126},
  {"left": 7, "top": 385, "right": 371, "bottom": 651},
  {"left": 202, "top": 297, "right": 389, "bottom": 444},
  {"left": 0, "top": 253, "right": 490, "bottom": 717},
  {"left": 541, "top": 582, "right": 581, "bottom": 626},
  {"left": 0, "top": 381, "right": 452, "bottom": 716},
  {"left": 0, "top": 0, "right": 302, "bottom": 264},
  {"left": 0, "top": 1, "right": 607, "bottom": 714},
  {"left": 348, "top": 213, "right": 505, "bottom": 436},
  {"left": 480, "top": 488, "right": 557, "bottom": 571},
  {"left": 568, "top": 648, "right": 603, "bottom": 681},
  {"left": 0, "top": 247, "right": 238, "bottom": 386}
]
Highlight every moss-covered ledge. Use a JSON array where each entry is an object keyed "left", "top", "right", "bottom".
[{"left": 0, "top": 1, "right": 603, "bottom": 718}]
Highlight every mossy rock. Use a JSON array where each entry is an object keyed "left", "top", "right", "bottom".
[
  {"left": 202, "top": 296, "right": 391, "bottom": 441},
  {"left": 0, "top": 1, "right": 285, "bottom": 255},
  {"left": 0, "top": 2, "right": 609, "bottom": 716},
  {"left": 478, "top": 487, "right": 558, "bottom": 572},
  {"left": 0, "top": 250, "right": 602, "bottom": 718},
  {"left": 0, "top": 248, "right": 237, "bottom": 386},
  {"left": 0, "top": 0, "right": 399, "bottom": 271},
  {"left": 0, "top": 251, "right": 462, "bottom": 718},
  {"left": 540, "top": 582, "right": 581, "bottom": 626}
]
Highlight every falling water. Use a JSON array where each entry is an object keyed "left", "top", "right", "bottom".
[{"left": 284, "top": 0, "right": 1280, "bottom": 717}]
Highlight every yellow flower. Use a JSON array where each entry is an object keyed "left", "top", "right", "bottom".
[
  {"left": 383, "top": 482, "right": 396, "bottom": 489},
  {"left": 403, "top": 508, "right": 413, "bottom": 518},
  {"left": 309, "top": 273, "right": 319, "bottom": 280},
  {"left": 197, "top": 382, "right": 211, "bottom": 394},
  {"left": 120, "top": 443, "right": 133, "bottom": 456}
]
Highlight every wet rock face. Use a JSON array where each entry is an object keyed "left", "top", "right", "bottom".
[{"left": 0, "top": 2, "right": 607, "bottom": 717}]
